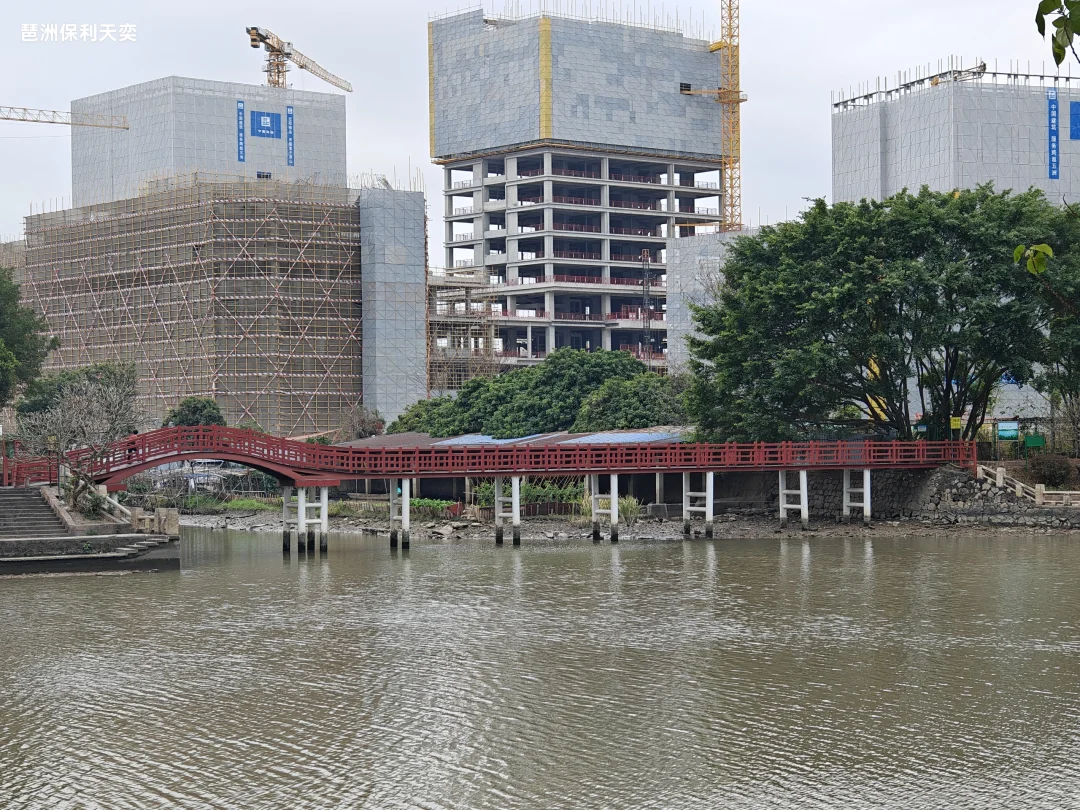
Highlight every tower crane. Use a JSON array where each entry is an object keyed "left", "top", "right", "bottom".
[
  {"left": 0, "top": 106, "right": 128, "bottom": 129},
  {"left": 245, "top": 27, "right": 353, "bottom": 92},
  {"left": 680, "top": 0, "right": 745, "bottom": 230}
]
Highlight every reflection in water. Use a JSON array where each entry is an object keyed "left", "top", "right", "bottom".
[{"left": 2, "top": 528, "right": 1079, "bottom": 809}]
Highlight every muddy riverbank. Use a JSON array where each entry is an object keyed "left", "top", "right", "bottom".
[{"left": 180, "top": 510, "right": 1080, "bottom": 542}]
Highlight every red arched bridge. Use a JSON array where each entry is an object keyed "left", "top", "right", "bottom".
[
  {"left": 3, "top": 425, "right": 976, "bottom": 490},
  {"left": 3, "top": 426, "right": 976, "bottom": 546}
]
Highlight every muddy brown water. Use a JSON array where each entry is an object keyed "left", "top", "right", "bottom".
[{"left": 1, "top": 528, "right": 1078, "bottom": 809}]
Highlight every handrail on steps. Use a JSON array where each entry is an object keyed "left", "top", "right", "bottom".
[{"left": 976, "top": 464, "right": 1078, "bottom": 507}]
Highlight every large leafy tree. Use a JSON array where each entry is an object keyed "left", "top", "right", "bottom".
[
  {"left": 389, "top": 349, "right": 647, "bottom": 438},
  {"left": 0, "top": 267, "right": 56, "bottom": 409},
  {"left": 687, "top": 186, "right": 1071, "bottom": 441},
  {"left": 571, "top": 373, "right": 689, "bottom": 432},
  {"left": 162, "top": 396, "right": 226, "bottom": 427}
]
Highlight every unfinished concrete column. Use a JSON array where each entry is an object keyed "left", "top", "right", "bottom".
[
  {"left": 610, "top": 473, "right": 619, "bottom": 542},
  {"left": 655, "top": 472, "right": 665, "bottom": 507},
  {"left": 512, "top": 475, "right": 522, "bottom": 545},
  {"left": 495, "top": 476, "right": 505, "bottom": 545},
  {"left": 401, "top": 478, "right": 411, "bottom": 549},
  {"left": 996, "top": 467, "right": 1006, "bottom": 488}
]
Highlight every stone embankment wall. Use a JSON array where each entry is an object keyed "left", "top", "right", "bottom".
[{"left": 711, "top": 469, "right": 1080, "bottom": 528}]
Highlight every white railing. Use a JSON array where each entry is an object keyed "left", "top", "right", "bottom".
[{"left": 976, "top": 464, "right": 1079, "bottom": 506}]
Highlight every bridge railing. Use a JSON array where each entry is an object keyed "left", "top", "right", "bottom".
[{"left": 6, "top": 425, "right": 977, "bottom": 486}]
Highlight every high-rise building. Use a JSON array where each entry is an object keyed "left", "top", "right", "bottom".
[
  {"left": 427, "top": 9, "right": 725, "bottom": 382},
  {"left": 832, "top": 61, "right": 1080, "bottom": 204},
  {"left": 5, "top": 77, "right": 427, "bottom": 436}
]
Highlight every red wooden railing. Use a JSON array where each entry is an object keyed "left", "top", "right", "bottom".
[{"left": 2, "top": 426, "right": 977, "bottom": 489}]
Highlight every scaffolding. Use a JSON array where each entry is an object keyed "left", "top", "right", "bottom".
[
  {"left": 426, "top": 265, "right": 500, "bottom": 394},
  {"left": 17, "top": 174, "right": 363, "bottom": 437}
]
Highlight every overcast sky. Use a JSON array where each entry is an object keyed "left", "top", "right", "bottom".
[{"left": 0, "top": 0, "right": 1066, "bottom": 244}]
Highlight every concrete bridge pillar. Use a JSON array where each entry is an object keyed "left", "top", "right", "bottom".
[
  {"left": 609, "top": 473, "right": 619, "bottom": 543},
  {"left": 297, "top": 486, "right": 308, "bottom": 548},
  {"left": 512, "top": 476, "right": 521, "bottom": 545},
  {"left": 681, "top": 471, "right": 715, "bottom": 537},
  {"left": 842, "top": 469, "right": 872, "bottom": 525},
  {"left": 401, "top": 478, "right": 411, "bottom": 549},
  {"left": 282, "top": 485, "right": 293, "bottom": 551},
  {"left": 589, "top": 474, "right": 602, "bottom": 542},
  {"left": 389, "top": 481, "right": 399, "bottom": 548},
  {"left": 319, "top": 486, "right": 329, "bottom": 551},
  {"left": 495, "top": 476, "right": 504, "bottom": 545},
  {"left": 779, "top": 469, "right": 809, "bottom": 529},
  {"left": 494, "top": 476, "right": 521, "bottom": 545}
]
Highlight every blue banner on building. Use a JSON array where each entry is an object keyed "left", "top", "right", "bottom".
[
  {"left": 250, "top": 110, "right": 282, "bottom": 139},
  {"left": 236, "top": 100, "right": 245, "bottom": 162},
  {"left": 287, "top": 106, "right": 294, "bottom": 166},
  {"left": 1072, "top": 101, "right": 1080, "bottom": 140},
  {"left": 1049, "top": 88, "right": 1060, "bottom": 179}
]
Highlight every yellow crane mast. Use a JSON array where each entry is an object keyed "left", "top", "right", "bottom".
[
  {"left": 0, "top": 106, "right": 128, "bottom": 129},
  {"left": 713, "top": 0, "right": 745, "bottom": 230},
  {"left": 245, "top": 27, "right": 353, "bottom": 93},
  {"left": 683, "top": 2, "right": 746, "bottom": 230}
]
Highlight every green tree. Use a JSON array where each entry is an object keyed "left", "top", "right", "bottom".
[
  {"left": 687, "top": 186, "right": 1070, "bottom": 441},
  {"left": 162, "top": 396, "right": 226, "bottom": 427},
  {"left": 16, "top": 362, "right": 134, "bottom": 416},
  {"left": 0, "top": 266, "right": 56, "bottom": 409},
  {"left": 571, "top": 373, "right": 689, "bottom": 432},
  {"left": 388, "top": 349, "right": 647, "bottom": 438}
]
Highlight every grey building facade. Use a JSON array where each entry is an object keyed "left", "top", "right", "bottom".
[
  {"left": 832, "top": 67, "right": 1080, "bottom": 203},
  {"left": 72, "top": 76, "right": 347, "bottom": 207}
]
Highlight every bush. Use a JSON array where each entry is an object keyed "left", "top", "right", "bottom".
[
  {"left": 618, "top": 495, "right": 642, "bottom": 528},
  {"left": 1028, "top": 453, "right": 1077, "bottom": 488},
  {"left": 80, "top": 489, "right": 107, "bottom": 519}
]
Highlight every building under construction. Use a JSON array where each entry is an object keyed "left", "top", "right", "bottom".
[
  {"left": 7, "top": 75, "right": 427, "bottom": 436},
  {"left": 426, "top": 7, "right": 736, "bottom": 386}
]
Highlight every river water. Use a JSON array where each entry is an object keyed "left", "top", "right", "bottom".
[{"left": 2, "top": 528, "right": 1079, "bottom": 809}]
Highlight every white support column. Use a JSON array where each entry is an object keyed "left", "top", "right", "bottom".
[
  {"left": 655, "top": 472, "right": 664, "bottom": 505},
  {"left": 495, "top": 476, "right": 505, "bottom": 544},
  {"left": 842, "top": 468, "right": 853, "bottom": 523},
  {"left": 705, "top": 471, "right": 714, "bottom": 538},
  {"left": 401, "top": 477, "right": 411, "bottom": 549},
  {"left": 799, "top": 469, "right": 809, "bottom": 529},
  {"left": 609, "top": 473, "right": 619, "bottom": 542},
  {"left": 297, "top": 486, "right": 308, "bottom": 536},
  {"left": 862, "top": 468, "right": 872, "bottom": 525},
  {"left": 511, "top": 475, "right": 522, "bottom": 545},
  {"left": 282, "top": 485, "right": 293, "bottom": 551},
  {"left": 319, "top": 486, "right": 329, "bottom": 549},
  {"left": 996, "top": 467, "right": 1006, "bottom": 488},
  {"left": 842, "top": 469, "right": 872, "bottom": 526},
  {"left": 682, "top": 471, "right": 691, "bottom": 535},
  {"left": 389, "top": 480, "right": 400, "bottom": 548},
  {"left": 590, "top": 474, "right": 602, "bottom": 542}
]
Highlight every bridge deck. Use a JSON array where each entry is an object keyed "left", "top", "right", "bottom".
[{"left": 2, "top": 426, "right": 977, "bottom": 490}]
